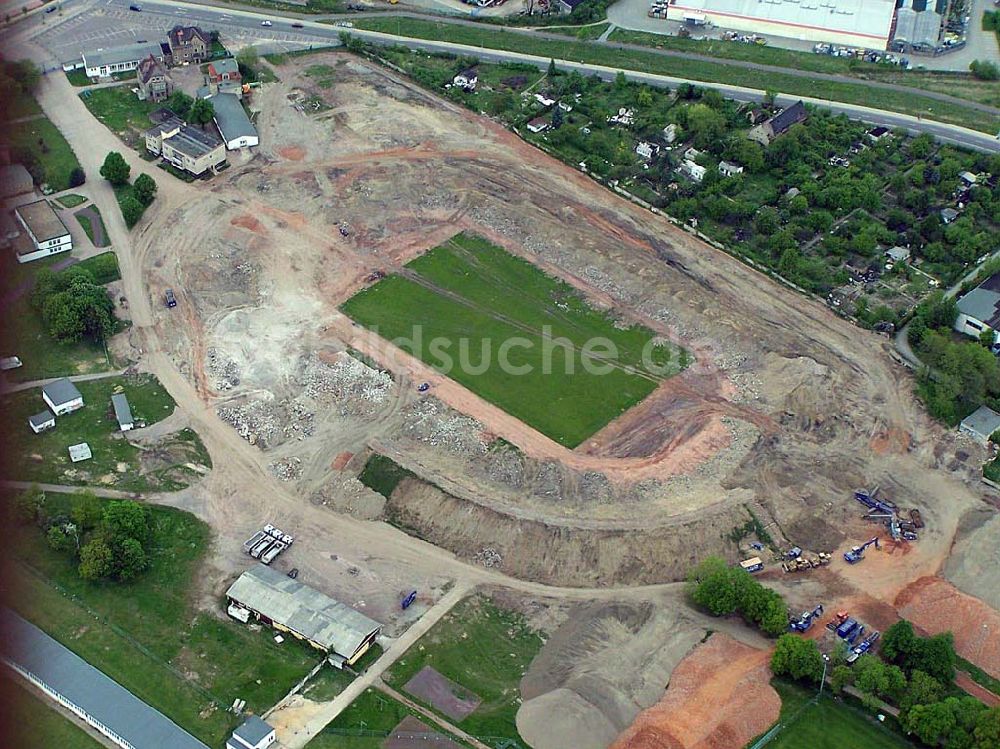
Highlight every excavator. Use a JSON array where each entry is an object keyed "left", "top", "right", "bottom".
[{"left": 844, "top": 536, "right": 880, "bottom": 564}]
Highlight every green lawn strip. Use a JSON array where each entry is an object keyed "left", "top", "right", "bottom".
[
  {"left": 341, "top": 233, "right": 684, "bottom": 447},
  {"left": 382, "top": 594, "right": 544, "bottom": 741},
  {"left": 547, "top": 21, "right": 611, "bottom": 40},
  {"left": 72, "top": 251, "right": 120, "bottom": 283},
  {"left": 308, "top": 686, "right": 473, "bottom": 749},
  {"left": 756, "top": 679, "right": 915, "bottom": 749},
  {"left": 957, "top": 657, "right": 1000, "bottom": 697},
  {"left": 358, "top": 453, "right": 415, "bottom": 498},
  {"left": 1, "top": 677, "right": 105, "bottom": 749},
  {"left": 57, "top": 194, "right": 88, "bottom": 208},
  {"left": 73, "top": 207, "right": 110, "bottom": 248},
  {"left": 2, "top": 111, "right": 82, "bottom": 191},
  {"left": 12, "top": 494, "right": 323, "bottom": 746},
  {"left": 0, "top": 374, "right": 210, "bottom": 492},
  {"left": 347, "top": 18, "right": 997, "bottom": 132},
  {"left": 75, "top": 212, "right": 95, "bottom": 244},
  {"left": 80, "top": 86, "right": 159, "bottom": 136}
]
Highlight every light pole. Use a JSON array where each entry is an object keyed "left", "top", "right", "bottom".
[{"left": 818, "top": 654, "right": 830, "bottom": 699}]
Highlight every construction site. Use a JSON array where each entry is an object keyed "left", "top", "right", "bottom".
[{"left": 118, "top": 51, "right": 1000, "bottom": 748}]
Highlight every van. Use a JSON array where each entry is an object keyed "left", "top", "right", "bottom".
[{"left": 165, "top": 289, "right": 177, "bottom": 308}]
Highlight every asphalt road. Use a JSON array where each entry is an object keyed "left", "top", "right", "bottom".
[{"left": 8, "top": 0, "right": 1000, "bottom": 151}]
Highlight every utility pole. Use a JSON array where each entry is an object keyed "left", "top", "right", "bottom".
[{"left": 818, "top": 654, "right": 830, "bottom": 699}]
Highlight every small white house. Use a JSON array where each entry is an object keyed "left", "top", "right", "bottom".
[
  {"left": 885, "top": 246, "right": 911, "bottom": 264},
  {"left": 662, "top": 123, "right": 677, "bottom": 143},
  {"left": 14, "top": 200, "right": 72, "bottom": 264},
  {"left": 111, "top": 393, "right": 134, "bottom": 431},
  {"left": 42, "top": 379, "right": 84, "bottom": 416},
  {"left": 69, "top": 443, "right": 93, "bottom": 463},
  {"left": 227, "top": 716, "right": 276, "bottom": 749},
  {"left": 533, "top": 91, "right": 556, "bottom": 107},
  {"left": 681, "top": 159, "right": 706, "bottom": 183},
  {"left": 526, "top": 117, "right": 549, "bottom": 134},
  {"left": 718, "top": 160, "right": 744, "bottom": 177},
  {"left": 452, "top": 67, "right": 477, "bottom": 92},
  {"left": 635, "top": 142, "right": 659, "bottom": 162},
  {"left": 28, "top": 410, "right": 55, "bottom": 434}
]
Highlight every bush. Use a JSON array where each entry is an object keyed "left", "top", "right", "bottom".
[
  {"left": 687, "top": 556, "right": 788, "bottom": 636},
  {"left": 771, "top": 634, "right": 825, "bottom": 683},
  {"left": 99, "top": 151, "right": 130, "bottom": 186},
  {"left": 119, "top": 194, "right": 145, "bottom": 228},
  {"left": 68, "top": 166, "right": 86, "bottom": 187},
  {"left": 970, "top": 60, "right": 999, "bottom": 81}
]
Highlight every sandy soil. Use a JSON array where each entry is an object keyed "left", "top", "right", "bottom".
[{"left": 608, "top": 634, "right": 780, "bottom": 749}]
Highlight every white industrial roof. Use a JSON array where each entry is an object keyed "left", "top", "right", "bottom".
[{"left": 670, "top": 0, "right": 896, "bottom": 44}]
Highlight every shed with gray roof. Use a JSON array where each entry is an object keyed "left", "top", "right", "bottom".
[
  {"left": 955, "top": 272, "right": 1000, "bottom": 344},
  {"left": 226, "top": 564, "right": 381, "bottom": 666},
  {"left": 111, "top": 393, "right": 134, "bottom": 431},
  {"left": 28, "top": 409, "right": 55, "bottom": 434},
  {"left": 959, "top": 406, "right": 1000, "bottom": 445},
  {"left": 209, "top": 93, "right": 258, "bottom": 150},
  {"left": 1, "top": 609, "right": 210, "bottom": 749},
  {"left": 42, "top": 378, "right": 83, "bottom": 415},
  {"left": 228, "top": 715, "right": 276, "bottom": 749}
]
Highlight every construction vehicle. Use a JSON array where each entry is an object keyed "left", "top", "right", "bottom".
[
  {"left": 847, "top": 631, "right": 880, "bottom": 664},
  {"left": 740, "top": 557, "right": 764, "bottom": 573},
  {"left": 844, "top": 537, "right": 880, "bottom": 564},
  {"left": 826, "top": 610, "right": 849, "bottom": 631},
  {"left": 417, "top": 382, "right": 430, "bottom": 393},
  {"left": 902, "top": 530, "right": 918, "bottom": 541},
  {"left": 854, "top": 487, "right": 896, "bottom": 516},
  {"left": 836, "top": 617, "right": 860, "bottom": 639},
  {"left": 789, "top": 604, "right": 824, "bottom": 632},
  {"left": 243, "top": 530, "right": 268, "bottom": 552},
  {"left": 401, "top": 590, "right": 417, "bottom": 609},
  {"left": 287, "top": 568, "right": 299, "bottom": 579},
  {"left": 909, "top": 509, "right": 924, "bottom": 529},
  {"left": 781, "top": 552, "right": 831, "bottom": 573},
  {"left": 261, "top": 541, "right": 286, "bottom": 565},
  {"left": 848, "top": 624, "right": 865, "bottom": 645}
]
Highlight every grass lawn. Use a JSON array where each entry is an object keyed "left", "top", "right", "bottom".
[
  {"left": 307, "top": 687, "right": 470, "bottom": 749},
  {"left": 72, "top": 251, "right": 120, "bottom": 283},
  {"left": 2, "top": 374, "right": 209, "bottom": 492},
  {"left": 341, "top": 233, "right": 686, "bottom": 447},
  {"left": 1, "top": 677, "right": 105, "bottom": 749},
  {"left": 2, "top": 112, "right": 82, "bottom": 191},
  {"left": 358, "top": 453, "right": 415, "bottom": 498},
  {"left": 57, "top": 194, "right": 87, "bottom": 209},
  {"left": 756, "top": 679, "right": 915, "bottom": 749},
  {"left": 74, "top": 209, "right": 109, "bottom": 248},
  {"left": 957, "top": 657, "right": 1000, "bottom": 697},
  {"left": 11, "top": 492, "right": 323, "bottom": 747},
  {"left": 348, "top": 18, "right": 998, "bottom": 133},
  {"left": 80, "top": 86, "right": 159, "bottom": 136},
  {"left": 383, "top": 594, "right": 544, "bottom": 741}
]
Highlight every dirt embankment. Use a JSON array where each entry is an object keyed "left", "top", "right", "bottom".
[
  {"left": 896, "top": 576, "right": 1000, "bottom": 680},
  {"left": 386, "top": 477, "right": 754, "bottom": 586},
  {"left": 609, "top": 634, "right": 779, "bottom": 749}
]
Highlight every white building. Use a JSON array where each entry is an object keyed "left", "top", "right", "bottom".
[
  {"left": 954, "top": 273, "right": 1000, "bottom": 344},
  {"left": 228, "top": 716, "right": 276, "bottom": 749},
  {"left": 81, "top": 41, "right": 166, "bottom": 79},
  {"left": 112, "top": 393, "right": 134, "bottom": 431},
  {"left": 13, "top": 200, "right": 72, "bottom": 263},
  {"left": 452, "top": 67, "right": 478, "bottom": 92},
  {"left": 662, "top": 123, "right": 677, "bottom": 143},
  {"left": 69, "top": 443, "right": 93, "bottom": 462},
  {"left": 636, "top": 142, "right": 659, "bottom": 161},
  {"left": 681, "top": 159, "right": 706, "bottom": 183},
  {"left": 28, "top": 410, "right": 55, "bottom": 434},
  {"left": 42, "top": 378, "right": 84, "bottom": 416},
  {"left": 526, "top": 118, "right": 549, "bottom": 133},
  {"left": 209, "top": 93, "right": 259, "bottom": 150},
  {"left": 718, "top": 160, "right": 744, "bottom": 177},
  {"left": 665, "top": 0, "right": 896, "bottom": 50}
]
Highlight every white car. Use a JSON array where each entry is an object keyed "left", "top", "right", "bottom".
[{"left": 261, "top": 19, "right": 273, "bottom": 26}]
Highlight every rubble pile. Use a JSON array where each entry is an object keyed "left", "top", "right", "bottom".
[
  {"left": 283, "top": 400, "right": 316, "bottom": 440},
  {"left": 217, "top": 400, "right": 282, "bottom": 447},
  {"left": 269, "top": 456, "right": 302, "bottom": 481},
  {"left": 403, "top": 399, "right": 487, "bottom": 455},
  {"left": 485, "top": 443, "right": 527, "bottom": 488},
  {"left": 206, "top": 348, "right": 241, "bottom": 391},
  {"left": 300, "top": 354, "right": 394, "bottom": 414},
  {"left": 475, "top": 547, "right": 503, "bottom": 568}
]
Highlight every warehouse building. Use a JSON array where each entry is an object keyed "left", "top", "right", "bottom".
[
  {"left": 894, "top": 0, "right": 944, "bottom": 49},
  {"left": 664, "top": 0, "right": 897, "bottom": 49},
  {"left": 226, "top": 564, "right": 381, "bottom": 667},
  {"left": 80, "top": 41, "right": 167, "bottom": 79},
  {"left": 1, "top": 610, "right": 209, "bottom": 749}
]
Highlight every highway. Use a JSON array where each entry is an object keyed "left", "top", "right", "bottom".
[{"left": 7, "top": 0, "right": 1000, "bottom": 151}]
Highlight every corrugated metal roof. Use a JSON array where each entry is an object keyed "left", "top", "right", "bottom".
[
  {"left": 1, "top": 610, "right": 210, "bottom": 749},
  {"left": 960, "top": 406, "right": 1000, "bottom": 440},
  {"left": 226, "top": 564, "right": 381, "bottom": 659},
  {"left": 82, "top": 42, "right": 164, "bottom": 69},
  {"left": 111, "top": 393, "right": 133, "bottom": 426}
]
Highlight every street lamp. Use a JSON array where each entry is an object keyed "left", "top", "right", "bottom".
[{"left": 818, "top": 654, "right": 830, "bottom": 698}]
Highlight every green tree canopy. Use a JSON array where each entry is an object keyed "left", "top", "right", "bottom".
[
  {"left": 133, "top": 173, "right": 157, "bottom": 206},
  {"left": 99, "top": 151, "right": 130, "bottom": 186},
  {"left": 168, "top": 90, "right": 193, "bottom": 119},
  {"left": 770, "top": 634, "right": 825, "bottom": 683},
  {"left": 189, "top": 98, "right": 215, "bottom": 129}
]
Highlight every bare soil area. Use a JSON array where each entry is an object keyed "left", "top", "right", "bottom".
[{"left": 608, "top": 633, "right": 780, "bottom": 749}]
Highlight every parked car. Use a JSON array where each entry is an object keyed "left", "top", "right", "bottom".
[
  {"left": 291, "top": 21, "right": 303, "bottom": 27},
  {"left": 45, "top": 5, "right": 58, "bottom": 13},
  {"left": 165, "top": 289, "right": 177, "bottom": 308},
  {"left": 129, "top": 3, "right": 142, "bottom": 10},
  {"left": 287, "top": 568, "right": 299, "bottom": 579},
  {"left": 261, "top": 19, "right": 272, "bottom": 26}
]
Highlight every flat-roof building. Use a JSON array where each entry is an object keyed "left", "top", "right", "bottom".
[
  {"left": 959, "top": 406, "right": 1000, "bottom": 445},
  {"left": 82, "top": 41, "right": 166, "bottom": 78},
  {"left": 144, "top": 116, "right": 226, "bottom": 176},
  {"left": 665, "top": 0, "right": 896, "bottom": 49},
  {"left": 955, "top": 272, "right": 1000, "bottom": 344},
  {"left": 1, "top": 610, "right": 210, "bottom": 749},
  {"left": 13, "top": 199, "right": 72, "bottom": 263},
  {"left": 227, "top": 564, "right": 381, "bottom": 666}
]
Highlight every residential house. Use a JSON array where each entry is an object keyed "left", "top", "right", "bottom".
[
  {"left": 681, "top": 159, "right": 706, "bottom": 183},
  {"left": 940, "top": 207, "right": 959, "bottom": 224},
  {"left": 557, "top": 100, "right": 573, "bottom": 112},
  {"left": 867, "top": 125, "right": 891, "bottom": 142},
  {"left": 209, "top": 93, "right": 259, "bottom": 150},
  {"left": 227, "top": 717, "right": 276, "bottom": 749},
  {"left": 136, "top": 55, "right": 172, "bottom": 102},
  {"left": 167, "top": 25, "right": 211, "bottom": 64},
  {"left": 452, "top": 67, "right": 477, "bottom": 92},
  {"left": 954, "top": 272, "right": 1000, "bottom": 343},
  {"left": 81, "top": 41, "right": 165, "bottom": 79},
  {"left": 747, "top": 101, "right": 807, "bottom": 146},
  {"left": 42, "top": 379, "right": 84, "bottom": 415},
  {"left": 718, "top": 160, "right": 744, "bottom": 177},
  {"left": 526, "top": 117, "right": 549, "bottom": 134},
  {"left": 959, "top": 171, "right": 978, "bottom": 187},
  {"left": 635, "top": 142, "right": 659, "bottom": 161},
  {"left": 143, "top": 116, "right": 227, "bottom": 176},
  {"left": 13, "top": 200, "right": 72, "bottom": 263},
  {"left": 207, "top": 58, "right": 243, "bottom": 97},
  {"left": 662, "top": 123, "right": 677, "bottom": 143},
  {"left": 959, "top": 405, "right": 1000, "bottom": 445},
  {"left": 28, "top": 410, "right": 55, "bottom": 434},
  {"left": 112, "top": 393, "right": 134, "bottom": 431},
  {"left": 885, "top": 246, "right": 911, "bottom": 264},
  {"left": 533, "top": 91, "right": 556, "bottom": 107},
  {"left": 0, "top": 164, "right": 34, "bottom": 200},
  {"left": 683, "top": 147, "right": 702, "bottom": 161}
]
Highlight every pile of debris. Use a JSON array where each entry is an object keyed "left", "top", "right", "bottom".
[
  {"left": 300, "top": 354, "right": 394, "bottom": 413},
  {"left": 475, "top": 547, "right": 503, "bottom": 568},
  {"left": 269, "top": 456, "right": 303, "bottom": 481},
  {"left": 217, "top": 399, "right": 282, "bottom": 447},
  {"left": 283, "top": 400, "right": 316, "bottom": 440},
  {"left": 403, "top": 399, "right": 487, "bottom": 455},
  {"left": 207, "top": 348, "right": 241, "bottom": 391}
]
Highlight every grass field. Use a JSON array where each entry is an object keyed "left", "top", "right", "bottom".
[
  {"left": 72, "top": 251, "right": 120, "bottom": 284},
  {"left": 2, "top": 112, "right": 82, "bottom": 191},
  {"left": 80, "top": 86, "right": 159, "bottom": 136},
  {"left": 341, "top": 233, "right": 686, "bottom": 447},
  {"left": 383, "top": 594, "right": 544, "bottom": 741},
  {"left": 358, "top": 453, "right": 415, "bottom": 498},
  {"left": 74, "top": 207, "right": 110, "bottom": 248},
  {"left": 2, "top": 374, "right": 209, "bottom": 492},
  {"left": 11, "top": 492, "right": 322, "bottom": 746},
  {"left": 347, "top": 18, "right": 998, "bottom": 133},
  {"left": 2, "top": 678, "right": 105, "bottom": 749},
  {"left": 754, "top": 679, "right": 915, "bottom": 749},
  {"left": 56, "top": 194, "right": 87, "bottom": 209}
]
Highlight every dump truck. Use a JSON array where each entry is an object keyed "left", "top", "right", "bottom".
[
  {"left": 836, "top": 617, "right": 860, "bottom": 639},
  {"left": 826, "top": 611, "right": 849, "bottom": 631},
  {"left": 740, "top": 557, "right": 764, "bottom": 573},
  {"left": 260, "top": 541, "right": 286, "bottom": 565}
]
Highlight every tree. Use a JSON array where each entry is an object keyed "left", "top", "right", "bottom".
[
  {"left": 189, "top": 98, "right": 215, "bottom": 129},
  {"left": 975, "top": 706, "right": 1000, "bottom": 747},
  {"left": 830, "top": 664, "right": 853, "bottom": 694},
  {"left": 168, "top": 90, "right": 193, "bottom": 119},
  {"left": 79, "top": 536, "right": 114, "bottom": 580},
  {"left": 69, "top": 167, "right": 86, "bottom": 187},
  {"left": 102, "top": 500, "right": 152, "bottom": 546},
  {"left": 71, "top": 490, "right": 103, "bottom": 533},
  {"left": 7, "top": 59, "right": 40, "bottom": 94},
  {"left": 685, "top": 103, "right": 726, "bottom": 150},
  {"left": 47, "top": 523, "right": 79, "bottom": 554},
  {"left": 119, "top": 195, "right": 145, "bottom": 228},
  {"left": 547, "top": 58, "right": 556, "bottom": 77},
  {"left": 100, "top": 151, "right": 130, "bottom": 186},
  {"left": 970, "top": 60, "right": 999, "bottom": 81},
  {"left": 770, "top": 635, "right": 825, "bottom": 683},
  {"left": 40, "top": 273, "right": 115, "bottom": 342},
  {"left": 910, "top": 633, "right": 956, "bottom": 684},
  {"left": 133, "top": 173, "right": 157, "bottom": 206},
  {"left": 636, "top": 87, "right": 654, "bottom": 108},
  {"left": 907, "top": 701, "right": 957, "bottom": 745},
  {"left": 855, "top": 655, "right": 907, "bottom": 702},
  {"left": 12, "top": 485, "right": 45, "bottom": 525},
  {"left": 882, "top": 620, "right": 917, "bottom": 662},
  {"left": 687, "top": 556, "right": 739, "bottom": 616},
  {"left": 114, "top": 536, "right": 147, "bottom": 581},
  {"left": 901, "top": 670, "right": 943, "bottom": 716}
]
